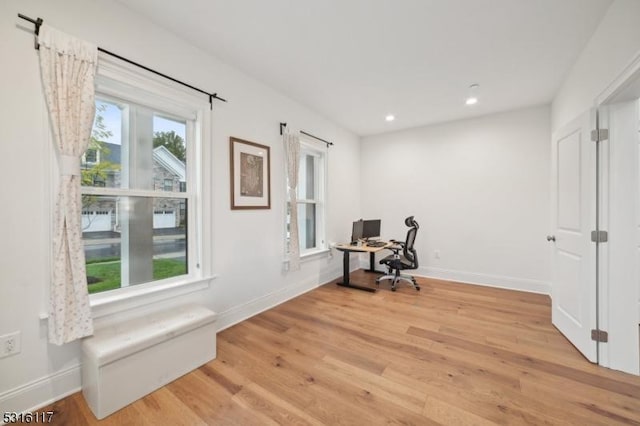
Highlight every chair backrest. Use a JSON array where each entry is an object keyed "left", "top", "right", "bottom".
[{"left": 403, "top": 216, "right": 419, "bottom": 268}]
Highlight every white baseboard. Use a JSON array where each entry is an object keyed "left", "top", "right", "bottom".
[
  {"left": 417, "top": 266, "right": 551, "bottom": 295},
  {"left": 359, "top": 256, "right": 551, "bottom": 295},
  {"left": 215, "top": 266, "right": 343, "bottom": 332},
  {"left": 0, "top": 365, "right": 81, "bottom": 420}
]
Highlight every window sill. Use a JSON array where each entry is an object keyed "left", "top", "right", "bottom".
[
  {"left": 39, "top": 275, "right": 217, "bottom": 321},
  {"left": 90, "top": 275, "right": 216, "bottom": 319},
  {"left": 301, "top": 248, "right": 331, "bottom": 260},
  {"left": 283, "top": 248, "right": 331, "bottom": 266}
]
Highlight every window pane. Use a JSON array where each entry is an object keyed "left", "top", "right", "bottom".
[
  {"left": 82, "top": 100, "right": 122, "bottom": 188},
  {"left": 83, "top": 195, "right": 188, "bottom": 294},
  {"left": 153, "top": 115, "right": 187, "bottom": 192},
  {"left": 298, "top": 203, "right": 316, "bottom": 250},
  {"left": 297, "top": 154, "right": 315, "bottom": 200},
  {"left": 82, "top": 102, "right": 190, "bottom": 193},
  {"left": 85, "top": 149, "right": 97, "bottom": 163}
]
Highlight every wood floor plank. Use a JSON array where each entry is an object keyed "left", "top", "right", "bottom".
[
  {"left": 237, "top": 382, "right": 325, "bottom": 426},
  {"left": 519, "top": 373, "right": 640, "bottom": 425},
  {"left": 166, "top": 370, "right": 243, "bottom": 421},
  {"left": 423, "top": 396, "right": 500, "bottom": 426},
  {"left": 35, "top": 272, "right": 640, "bottom": 425},
  {"left": 382, "top": 366, "right": 558, "bottom": 425},
  {"left": 320, "top": 355, "right": 427, "bottom": 414},
  {"left": 407, "top": 325, "right": 640, "bottom": 398}
]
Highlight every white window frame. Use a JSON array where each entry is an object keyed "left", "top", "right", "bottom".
[
  {"left": 78, "top": 54, "right": 215, "bottom": 318},
  {"left": 286, "top": 139, "right": 328, "bottom": 258}
]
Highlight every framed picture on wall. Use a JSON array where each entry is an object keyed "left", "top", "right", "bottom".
[{"left": 230, "top": 137, "right": 271, "bottom": 209}]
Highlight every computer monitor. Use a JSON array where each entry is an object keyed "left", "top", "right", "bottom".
[
  {"left": 362, "top": 219, "right": 381, "bottom": 240},
  {"left": 351, "top": 219, "right": 364, "bottom": 242}
]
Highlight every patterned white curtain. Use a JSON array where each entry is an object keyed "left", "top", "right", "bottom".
[
  {"left": 38, "top": 25, "right": 98, "bottom": 345},
  {"left": 283, "top": 132, "right": 301, "bottom": 271}
]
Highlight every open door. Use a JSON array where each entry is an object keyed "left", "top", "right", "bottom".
[{"left": 550, "top": 111, "right": 597, "bottom": 362}]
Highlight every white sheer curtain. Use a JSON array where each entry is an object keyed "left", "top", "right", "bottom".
[
  {"left": 38, "top": 25, "right": 98, "bottom": 345},
  {"left": 283, "top": 132, "right": 301, "bottom": 270}
]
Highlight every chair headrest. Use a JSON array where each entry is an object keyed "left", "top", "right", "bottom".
[{"left": 405, "top": 216, "right": 419, "bottom": 229}]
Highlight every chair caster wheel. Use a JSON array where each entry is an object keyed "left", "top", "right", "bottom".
[
  {"left": 416, "top": 286, "right": 421, "bottom": 291},
  {"left": 391, "top": 287, "right": 397, "bottom": 292}
]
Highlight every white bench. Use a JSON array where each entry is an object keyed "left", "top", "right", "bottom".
[{"left": 81, "top": 304, "right": 217, "bottom": 419}]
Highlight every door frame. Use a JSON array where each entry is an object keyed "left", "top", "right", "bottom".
[{"left": 595, "top": 49, "right": 640, "bottom": 107}]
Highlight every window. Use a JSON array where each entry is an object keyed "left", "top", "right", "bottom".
[
  {"left": 287, "top": 141, "right": 327, "bottom": 256},
  {"left": 84, "top": 148, "right": 98, "bottom": 164},
  {"left": 80, "top": 61, "right": 205, "bottom": 296}
]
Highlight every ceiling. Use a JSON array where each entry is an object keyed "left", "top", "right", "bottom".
[{"left": 117, "top": 0, "right": 612, "bottom": 136}]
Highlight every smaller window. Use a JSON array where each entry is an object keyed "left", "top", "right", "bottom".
[
  {"left": 85, "top": 148, "right": 98, "bottom": 163},
  {"left": 286, "top": 142, "right": 327, "bottom": 256},
  {"left": 164, "top": 178, "right": 173, "bottom": 192}
]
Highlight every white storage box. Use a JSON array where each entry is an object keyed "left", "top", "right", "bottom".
[{"left": 81, "top": 304, "right": 217, "bottom": 419}]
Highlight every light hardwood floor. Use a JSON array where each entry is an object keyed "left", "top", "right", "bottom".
[{"left": 39, "top": 271, "right": 640, "bottom": 425}]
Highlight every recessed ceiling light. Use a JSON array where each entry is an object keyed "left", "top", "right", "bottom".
[
  {"left": 465, "top": 83, "right": 479, "bottom": 106},
  {"left": 385, "top": 114, "right": 395, "bottom": 122}
]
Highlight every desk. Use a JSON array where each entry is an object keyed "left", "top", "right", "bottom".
[{"left": 333, "top": 242, "right": 392, "bottom": 292}]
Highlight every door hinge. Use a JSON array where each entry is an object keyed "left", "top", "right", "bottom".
[
  {"left": 591, "top": 230, "right": 608, "bottom": 243},
  {"left": 591, "top": 128, "right": 609, "bottom": 142},
  {"left": 591, "top": 329, "right": 609, "bottom": 343}
]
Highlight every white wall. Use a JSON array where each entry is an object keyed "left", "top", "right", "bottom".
[
  {"left": 552, "top": 0, "right": 640, "bottom": 131},
  {"left": 360, "top": 106, "right": 551, "bottom": 293},
  {"left": 0, "top": 0, "right": 361, "bottom": 413}
]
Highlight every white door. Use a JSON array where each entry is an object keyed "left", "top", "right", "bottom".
[{"left": 550, "top": 111, "right": 597, "bottom": 362}]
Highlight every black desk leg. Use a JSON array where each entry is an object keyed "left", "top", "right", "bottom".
[
  {"left": 342, "top": 250, "right": 350, "bottom": 285},
  {"left": 365, "top": 252, "right": 385, "bottom": 274},
  {"left": 337, "top": 250, "right": 376, "bottom": 292}
]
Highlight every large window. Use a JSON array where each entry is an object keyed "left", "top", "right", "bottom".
[
  {"left": 287, "top": 141, "right": 326, "bottom": 256},
  {"left": 81, "top": 70, "right": 202, "bottom": 295}
]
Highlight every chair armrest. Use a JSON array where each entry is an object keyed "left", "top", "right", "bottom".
[{"left": 385, "top": 244, "right": 402, "bottom": 254}]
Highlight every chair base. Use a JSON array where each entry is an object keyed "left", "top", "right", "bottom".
[{"left": 376, "top": 273, "right": 420, "bottom": 292}]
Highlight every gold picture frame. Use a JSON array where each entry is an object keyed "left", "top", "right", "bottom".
[{"left": 230, "top": 137, "right": 271, "bottom": 210}]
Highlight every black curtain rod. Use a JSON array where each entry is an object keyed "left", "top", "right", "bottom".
[
  {"left": 279, "top": 122, "right": 333, "bottom": 147},
  {"left": 17, "top": 13, "right": 227, "bottom": 109}
]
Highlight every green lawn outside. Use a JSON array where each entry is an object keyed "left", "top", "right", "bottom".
[{"left": 86, "top": 259, "right": 187, "bottom": 294}]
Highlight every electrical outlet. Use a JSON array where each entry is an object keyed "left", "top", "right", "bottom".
[
  {"left": 434, "top": 250, "right": 441, "bottom": 259},
  {"left": 0, "top": 331, "right": 21, "bottom": 358}
]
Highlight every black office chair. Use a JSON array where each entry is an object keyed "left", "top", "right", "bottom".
[{"left": 376, "top": 216, "right": 420, "bottom": 291}]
